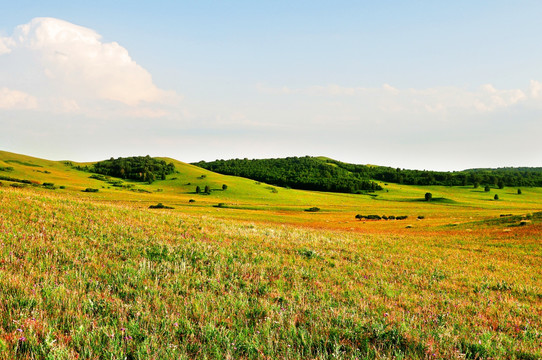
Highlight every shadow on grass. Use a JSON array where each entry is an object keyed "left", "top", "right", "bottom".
[{"left": 404, "top": 197, "right": 459, "bottom": 204}]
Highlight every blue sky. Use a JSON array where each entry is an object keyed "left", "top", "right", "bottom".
[{"left": 1, "top": 1, "right": 541, "bottom": 170}]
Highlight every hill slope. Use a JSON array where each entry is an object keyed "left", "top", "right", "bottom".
[
  {"left": 2, "top": 150, "right": 542, "bottom": 232},
  {"left": 195, "top": 156, "right": 542, "bottom": 188}
]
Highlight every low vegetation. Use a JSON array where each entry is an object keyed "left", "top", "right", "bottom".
[
  {"left": 194, "top": 157, "right": 382, "bottom": 193},
  {"left": 0, "top": 151, "right": 541, "bottom": 359},
  {"left": 0, "top": 187, "right": 540, "bottom": 359},
  {"left": 79, "top": 156, "right": 176, "bottom": 184}
]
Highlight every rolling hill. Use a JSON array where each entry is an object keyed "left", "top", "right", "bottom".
[
  {"left": 1, "top": 150, "right": 542, "bottom": 358},
  {"left": 1, "top": 150, "right": 541, "bottom": 232}
]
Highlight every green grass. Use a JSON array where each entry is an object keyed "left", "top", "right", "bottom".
[
  {"left": 1, "top": 151, "right": 542, "bottom": 358},
  {"left": 1, "top": 186, "right": 541, "bottom": 359}
]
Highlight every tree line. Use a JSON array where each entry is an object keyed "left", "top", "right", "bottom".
[
  {"left": 75, "top": 156, "right": 176, "bottom": 184},
  {"left": 194, "top": 157, "right": 382, "bottom": 194},
  {"left": 321, "top": 159, "right": 542, "bottom": 187},
  {"left": 194, "top": 156, "right": 542, "bottom": 192}
]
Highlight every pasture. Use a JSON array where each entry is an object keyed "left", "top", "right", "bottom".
[{"left": 0, "top": 151, "right": 541, "bottom": 359}]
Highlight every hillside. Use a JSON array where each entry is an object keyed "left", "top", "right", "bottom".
[
  {"left": 1, "top": 153, "right": 542, "bottom": 358},
  {"left": 2, "top": 150, "right": 542, "bottom": 232},
  {"left": 1, "top": 150, "right": 542, "bottom": 358},
  {"left": 193, "top": 156, "right": 382, "bottom": 193},
  {"left": 195, "top": 156, "right": 542, "bottom": 189}
]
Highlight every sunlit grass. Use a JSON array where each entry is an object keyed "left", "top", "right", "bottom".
[{"left": 0, "top": 186, "right": 541, "bottom": 359}]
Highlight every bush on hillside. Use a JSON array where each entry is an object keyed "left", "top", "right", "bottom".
[
  {"left": 91, "top": 156, "right": 175, "bottom": 184},
  {"left": 149, "top": 203, "right": 174, "bottom": 209}
]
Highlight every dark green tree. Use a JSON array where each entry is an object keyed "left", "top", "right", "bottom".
[
  {"left": 196, "top": 186, "right": 201, "bottom": 194},
  {"left": 222, "top": 184, "right": 228, "bottom": 190},
  {"left": 484, "top": 186, "right": 490, "bottom": 192},
  {"left": 494, "top": 194, "right": 499, "bottom": 200},
  {"left": 518, "top": 188, "right": 522, "bottom": 195},
  {"left": 204, "top": 185, "right": 211, "bottom": 194},
  {"left": 425, "top": 192, "right": 432, "bottom": 201}
]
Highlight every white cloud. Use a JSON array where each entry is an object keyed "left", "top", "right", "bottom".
[
  {"left": 0, "top": 37, "right": 13, "bottom": 55},
  {"left": 530, "top": 80, "right": 542, "bottom": 99},
  {"left": 260, "top": 82, "right": 533, "bottom": 115},
  {"left": 0, "top": 87, "right": 37, "bottom": 109},
  {"left": 0, "top": 17, "right": 180, "bottom": 115}
]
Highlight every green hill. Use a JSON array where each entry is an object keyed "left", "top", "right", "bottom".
[
  {"left": 195, "top": 156, "right": 542, "bottom": 188},
  {"left": 2, "top": 150, "right": 542, "bottom": 231}
]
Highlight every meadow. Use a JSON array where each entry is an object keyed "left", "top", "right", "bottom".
[{"left": 0, "top": 151, "right": 541, "bottom": 359}]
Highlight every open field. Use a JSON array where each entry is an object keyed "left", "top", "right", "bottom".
[{"left": 1, "top": 151, "right": 541, "bottom": 359}]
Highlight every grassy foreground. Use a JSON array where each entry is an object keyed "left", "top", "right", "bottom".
[{"left": 1, "top": 186, "right": 541, "bottom": 359}]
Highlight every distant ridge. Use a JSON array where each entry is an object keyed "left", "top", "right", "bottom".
[{"left": 194, "top": 156, "right": 542, "bottom": 189}]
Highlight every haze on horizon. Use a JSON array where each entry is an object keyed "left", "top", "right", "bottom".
[{"left": 1, "top": 1, "right": 541, "bottom": 171}]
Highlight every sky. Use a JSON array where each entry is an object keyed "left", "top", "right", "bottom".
[{"left": 0, "top": 1, "right": 541, "bottom": 171}]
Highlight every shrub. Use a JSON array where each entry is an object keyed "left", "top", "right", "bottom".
[
  {"left": 417, "top": 215, "right": 425, "bottom": 220},
  {"left": 305, "top": 207, "right": 320, "bottom": 212},
  {"left": 425, "top": 192, "right": 432, "bottom": 201},
  {"left": 388, "top": 215, "right": 395, "bottom": 220},
  {"left": 83, "top": 188, "right": 99, "bottom": 193},
  {"left": 204, "top": 185, "right": 211, "bottom": 194},
  {"left": 42, "top": 183, "right": 56, "bottom": 190},
  {"left": 149, "top": 203, "right": 174, "bottom": 209},
  {"left": 89, "top": 174, "right": 109, "bottom": 181},
  {"left": 494, "top": 194, "right": 499, "bottom": 200},
  {"left": 222, "top": 184, "right": 228, "bottom": 190},
  {"left": 484, "top": 186, "right": 490, "bottom": 192},
  {"left": 59, "top": 186, "right": 66, "bottom": 189},
  {"left": 298, "top": 248, "right": 317, "bottom": 259},
  {"left": 517, "top": 189, "right": 522, "bottom": 195},
  {"left": 188, "top": 199, "right": 196, "bottom": 203}
]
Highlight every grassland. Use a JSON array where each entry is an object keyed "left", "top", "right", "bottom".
[{"left": 0, "top": 151, "right": 541, "bottom": 359}]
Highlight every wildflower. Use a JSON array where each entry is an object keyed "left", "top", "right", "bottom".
[
  {"left": 174, "top": 322, "right": 178, "bottom": 327},
  {"left": 16, "top": 328, "right": 23, "bottom": 332},
  {"left": 19, "top": 337, "right": 26, "bottom": 342}
]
